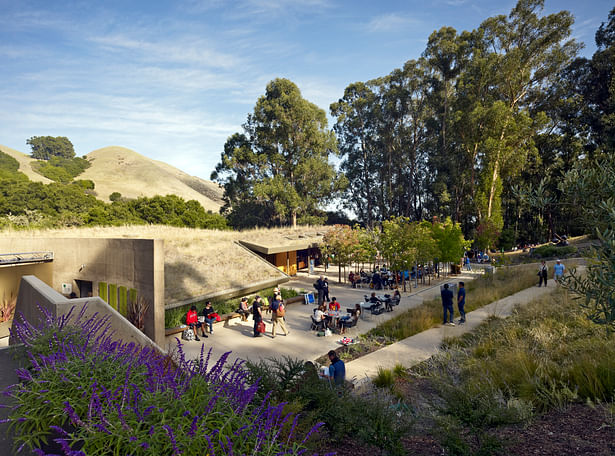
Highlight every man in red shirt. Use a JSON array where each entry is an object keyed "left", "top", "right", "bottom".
[{"left": 328, "top": 297, "right": 341, "bottom": 312}]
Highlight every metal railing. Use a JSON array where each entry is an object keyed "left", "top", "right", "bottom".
[{"left": 0, "top": 252, "right": 54, "bottom": 265}]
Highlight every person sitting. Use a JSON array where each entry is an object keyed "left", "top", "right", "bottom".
[
  {"left": 186, "top": 305, "right": 206, "bottom": 341},
  {"left": 338, "top": 303, "right": 361, "bottom": 334},
  {"left": 201, "top": 301, "right": 216, "bottom": 335},
  {"left": 313, "top": 305, "right": 326, "bottom": 323},
  {"left": 326, "top": 350, "right": 346, "bottom": 386},
  {"left": 369, "top": 292, "right": 381, "bottom": 308},
  {"left": 237, "top": 297, "right": 251, "bottom": 321},
  {"left": 328, "top": 297, "right": 341, "bottom": 312}
]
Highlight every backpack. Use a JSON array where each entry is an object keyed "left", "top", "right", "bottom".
[{"left": 276, "top": 302, "right": 285, "bottom": 317}]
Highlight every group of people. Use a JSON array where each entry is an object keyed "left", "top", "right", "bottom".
[
  {"left": 313, "top": 298, "right": 361, "bottom": 334},
  {"left": 313, "top": 276, "right": 330, "bottom": 305},
  {"left": 185, "top": 301, "right": 217, "bottom": 341},
  {"left": 538, "top": 259, "right": 566, "bottom": 287},
  {"left": 440, "top": 282, "right": 466, "bottom": 326},
  {"left": 249, "top": 289, "right": 290, "bottom": 338}
]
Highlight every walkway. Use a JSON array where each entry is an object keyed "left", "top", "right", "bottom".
[{"left": 345, "top": 283, "right": 559, "bottom": 386}]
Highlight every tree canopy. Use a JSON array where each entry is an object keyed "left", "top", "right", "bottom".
[
  {"left": 27, "top": 136, "right": 75, "bottom": 160},
  {"left": 212, "top": 78, "right": 343, "bottom": 228}
]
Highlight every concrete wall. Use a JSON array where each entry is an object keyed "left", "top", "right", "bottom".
[
  {"left": 0, "top": 262, "right": 53, "bottom": 303},
  {"left": 13, "top": 275, "right": 163, "bottom": 352},
  {"left": 0, "top": 238, "right": 165, "bottom": 346}
]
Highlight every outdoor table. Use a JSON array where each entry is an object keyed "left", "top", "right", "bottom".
[{"left": 325, "top": 310, "right": 341, "bottom": 328}]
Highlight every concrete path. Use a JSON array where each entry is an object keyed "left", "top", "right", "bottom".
[
  {"left": 345, "top": 283, "right": 559, "bottom": 386},
  {"left": 164, "top": 266, "right": 478, "bottom": 367}
]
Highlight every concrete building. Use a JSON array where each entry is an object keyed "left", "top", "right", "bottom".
[{"left": 0, "top": 237, "right": 164, "bottom": 346}]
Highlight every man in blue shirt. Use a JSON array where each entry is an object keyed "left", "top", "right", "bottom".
[
  {"left": 553, "top": 260, "right": 565, "bottom": 282},
  {"left": 441, "top": 283, "right": 455, "bottom": 326},
  {"left": 457, "top": 282, "right": 466, "bottom": 324},
  {"left": 327, "top": 350, "right": 346, "bottom": 386}
]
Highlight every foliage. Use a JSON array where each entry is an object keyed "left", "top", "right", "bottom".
[
  {"left": 432, "top": 217, "right": 472, "bottom": 263},
  {"left": 0, "top": 291, "right": 16, "bottom": 322},
  {"left": 32, "top": 155, "right": 91, "bottom": 182},
  {"left": 562, "top": 227, "right": 615, "bottom": 333},
  {"left": 320, "top": 224, "right": 359, "bottom": 280},
  {"left": 0, "top": 151, "right": 28, "bottom": 182},
  {"left": 6, "top": 306, "right": 323, "bottom": 455},
  {"left": 531, "top": 244, "right": 576, "bottom": 258},
  {"left": 27, "top": 136, "right": 75, "bottom": 160},
  {"left": 109, "top": 191, "right": 122, "bottom": 202},
  {"left": 416, "top": 286, "right": 615, "bottom": 428},
  {"left": 474, "top": 219, "right": 500, "bottom": 250},
  {"left": 212, "top": 78, "right": 343, "bottom": 228},
  {"left": 0, "top": 179, "right": 228, "bottom": 230},
  {"left": 127, "top": 295, "right": 150, "bottom": 332},
  {"left": 242, "top": 356, "right": 410, "bottom": 455}
]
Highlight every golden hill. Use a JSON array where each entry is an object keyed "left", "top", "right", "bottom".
[
  {"left": 0, "top": 144, "right": 223, "bottom": 213},
  {"left": 0, "top": 144, "right": 52, "bottom": 183}
]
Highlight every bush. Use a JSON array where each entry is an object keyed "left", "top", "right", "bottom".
[
  {"left": 6, "top": 306, "right": 322, "bottom": 455},
  {"left": 532, "top": 244, "right": 576, "bottom": 258}
]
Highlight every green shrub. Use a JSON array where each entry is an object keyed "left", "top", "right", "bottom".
[
  {"left": 532, "top": 244, "right": 576, "bottom": 258},
  {"left": 373, "top": 367, "right": 395, "bottom": 388}
]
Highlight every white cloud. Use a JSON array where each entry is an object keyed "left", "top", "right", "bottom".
[{"left": 367, "top": 13, "right": 421, "bottom": 33}]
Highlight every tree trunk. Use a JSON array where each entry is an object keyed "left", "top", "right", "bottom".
[{"left": 292, "top": 210, "right": 297, "bottom": 229}]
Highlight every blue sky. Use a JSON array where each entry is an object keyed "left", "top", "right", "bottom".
[{"left": 0, "top": 0, "right": 612, "bottom": 181}]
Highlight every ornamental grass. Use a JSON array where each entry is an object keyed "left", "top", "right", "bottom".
[{"left": 3, "top": 306, "right": 324, "bottom": 455}]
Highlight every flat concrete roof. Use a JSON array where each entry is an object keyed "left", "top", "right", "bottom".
[{"left": 238, "top": 235, "right": 323, "bottom": 255}]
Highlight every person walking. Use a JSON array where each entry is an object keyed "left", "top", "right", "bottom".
[
  {"left": 441, "top": 283, "right": 455, "bottom": 326},
  {"left": 252, "top": 296, "right": 264, "bottom": 337},
  {"left": 538, "top": 261, "right": 548, "bottom": 287},
  {"left": 269, "top": 293, "right": 289, "bottom": 338},
  {"left": 322, "top": 278, "right": 330, "bottom": 302},
  {"left": 465, "top": 255, "right": 471, "bottom": 271},
  {"left": 457, "top": 282, "right": 466, "bottom": 324},
  {"left": 553, "top": 259, "right": 565, "bottom": 283}
]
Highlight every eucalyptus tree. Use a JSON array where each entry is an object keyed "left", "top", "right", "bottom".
[
  {"left": 471, "top": 0, "right": 580, "bottom": 229},
  {"left": 212, "top": 79, "right": 340, "bottom": 228},
  {"left": 330, "top": 82, "right": 380, "bottom": 227}
]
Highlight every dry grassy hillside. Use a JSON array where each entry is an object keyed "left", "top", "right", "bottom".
[
  {"left": 0, "top": 225, "right": 327, "bottom": 304},
  {"left": 81, "top": 146, "right": 223, "bottom": 211},
  {"left": 0, "top": 144, "right": 52, "bottom": 183}
]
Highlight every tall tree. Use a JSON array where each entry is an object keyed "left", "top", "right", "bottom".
[{"left": 212, "top": 79, "right": 341, "bottom": 228}]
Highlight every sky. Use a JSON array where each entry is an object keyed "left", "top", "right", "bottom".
[{"left": 0, "top": 0, "right": 612, "bottom": 182}]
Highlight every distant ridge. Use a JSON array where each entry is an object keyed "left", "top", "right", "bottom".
[{"left": 0, "top": 144, "right": 223, "bottom": 212}]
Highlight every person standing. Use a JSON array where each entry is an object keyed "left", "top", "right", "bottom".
[
  {"left": 269, "top": 293, "right": 289, "bottom": 338},
  {"left": 252, "top": 296, "right": 264, "bottom": 337},
  {"left": 322, "top": 278, "right": 330, "bottom": 302},
  {"left": 465, "top": 255, "right": 471, "bottom": 271},
  {"left": 326, "top": 350, "right": 346, "bottom": 386},
  {"left": 314, "top": 276, "right": 326, "bottom": 306},
  {"left": 553, "top": 259, "right": 565, "bottom": 282},
  {"left": 457, "top": 282, "right": 466, "bottom": 324},
  {"left": 441, "top": 283, "right": 455, "bottom": 326},
  {"left": 538, "top": 261, "right": 548, "bottom": 287}
]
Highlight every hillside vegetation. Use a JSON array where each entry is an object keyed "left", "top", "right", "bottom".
[{"left": 0, "top": 144, "right": 223, "bottom": 212}]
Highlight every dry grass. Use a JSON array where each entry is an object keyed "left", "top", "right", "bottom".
[
  {"left": 0, "top": 144, "right": 52, "bottom": 183},
  {"left": 0, "top": 225, "right": 328, "bottom": 304}
]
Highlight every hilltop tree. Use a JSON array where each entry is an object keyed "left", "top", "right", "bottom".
[
  {"left": 27, "top": 136, "right": 75, "bottom": 160},
  {"left": 212, "top": 78, "right": 342, "bottom": 228}
]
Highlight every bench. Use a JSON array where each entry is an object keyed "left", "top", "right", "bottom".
[{"left": 165, "top": 311, "right": 244, "bottom": 337}]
